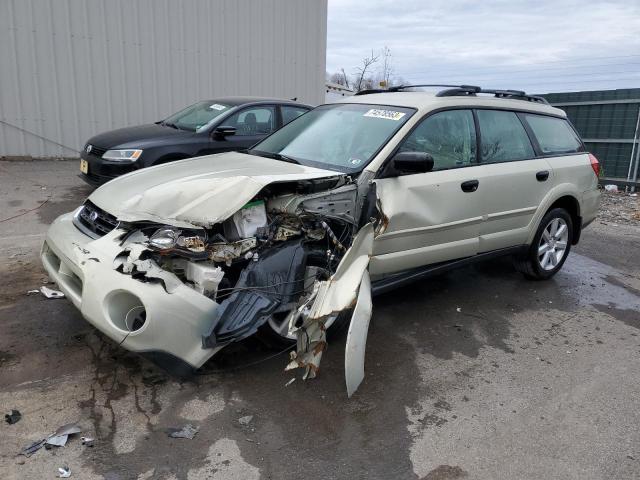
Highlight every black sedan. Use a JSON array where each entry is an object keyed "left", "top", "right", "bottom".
[{"left": 79, "top": 97, "right": 311, "bottom": 186}]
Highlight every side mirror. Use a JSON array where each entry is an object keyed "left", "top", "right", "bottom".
[
  {"left": 213, "top": 126, "right": 236, "bottom": 140},
  {"left": 391, "top": 151, "right": 434, "bottom": 174}
]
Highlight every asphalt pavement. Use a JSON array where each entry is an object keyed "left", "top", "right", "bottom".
[{"left": 1, "top": 160, "right": 639, "bottom": 480}]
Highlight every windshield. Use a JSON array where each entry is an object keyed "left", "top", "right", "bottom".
[
  {"left": 162, "top": 101, "right": 231, "bottom": 132},
  {"left": 249, "top": 103, "right": 415, "bottom": 172}
]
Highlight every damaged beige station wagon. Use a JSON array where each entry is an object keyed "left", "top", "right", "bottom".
[{"left": 42, "top": 85, "right": 600, "bottom": 396}]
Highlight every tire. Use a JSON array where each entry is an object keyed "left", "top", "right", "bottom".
[{"left": 514, "top": 208, "right": 573, "bottom": 280}]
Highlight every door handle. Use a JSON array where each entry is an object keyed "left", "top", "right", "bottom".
[
  {"left": 536, "top": 170, "right": 550, "bottom": 181},
  {"left": 461, "top": 180, "right": 479, "bottom": 192}
]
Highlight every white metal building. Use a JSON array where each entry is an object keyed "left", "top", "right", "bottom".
[
  {"left": 325, "top": 81, "right": 354, "bottom": 102},
  {"left": 0, "top": 0, "right": 328, "bottom": 158}
]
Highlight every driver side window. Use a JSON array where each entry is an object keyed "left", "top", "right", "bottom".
[{"left": 398, "top": 110, "right": 476, "bottom": 170}]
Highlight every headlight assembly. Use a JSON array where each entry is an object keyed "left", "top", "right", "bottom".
[
  {"left": 102, "top": 149, "right": 142, "bottom": 162},
  {"left": 149, "top": 228, "right": 181, "bottom": 249},
  {"left": 148, "top": 227, "right": 206, "bottom": 253}
]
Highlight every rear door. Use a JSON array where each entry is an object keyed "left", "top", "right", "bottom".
[
  {"left": 472, "top": 109, "right": 554, "bottom": 252},
  {"left": 519, "top": 112, "right": 591, "bottom": 191},
  {"left": 371, "top": 109, "right": 485, "bottom": 276}
]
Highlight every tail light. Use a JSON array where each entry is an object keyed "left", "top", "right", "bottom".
[{"left": 589, "top": 153, "right": 600, "bottom": 177}]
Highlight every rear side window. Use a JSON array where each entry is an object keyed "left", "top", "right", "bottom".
[
  {"left": 523, "top": 114, "right": 583, "bottom": 155},
  {"left": 477, "top": 110, "right": 534, "bottom": 163},
  {"left": 224, "top": 106, "right": 276, "bottom": 136},
  {"left": 281, "top": 106, "right": 308, "bottom": 125},
  {"left": 398, "top": 109, "right": 476, "bottom": 170}
]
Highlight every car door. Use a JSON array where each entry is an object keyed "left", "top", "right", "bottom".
[
  {"left": 471, "top": 109, "right": 554, "bottom": 252},
  {"left": 370, "top": 109, "right": 486, "bottom": 276},
  {"left": 208, "top": 105, "right": 278, "bottom": 153}
]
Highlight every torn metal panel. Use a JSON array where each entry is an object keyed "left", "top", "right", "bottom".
[
  {"left": 131, "top": 259, "right": 183, "bottom": 293},
  {"left": 286, "top": 223, "right": 374, "bottom": 380},
  {"left": 268, "top": 184, "right": 358, "bottom": 224},
  {"left": 88, "top": 152, "right": 342, "bottom": 227},
  {"left": 308, "top": 222, "right": 374, "bottom": 319},
  {"left": 345, "top": 270, "right": 372, "bottom": 398}
]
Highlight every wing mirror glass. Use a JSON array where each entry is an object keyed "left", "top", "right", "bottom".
[
  {"left": 391, "top": 151, "right": 434, "bottom": 174},
  {"left": 213, "top": 126, "right": 236, "bottom": 140}
]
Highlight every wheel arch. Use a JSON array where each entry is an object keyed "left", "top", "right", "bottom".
[
  {"left": 527, "top": 185, "right": 583, "bottom": 246},
  {"left": 546, "top": 195, "right": 581, "bottom": 245}
]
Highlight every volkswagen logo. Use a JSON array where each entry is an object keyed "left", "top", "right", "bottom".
[
  {"left": 89, "top": 210, "right": 99, "bottom": 222},
  {"left": 85, "top": 144, "right": 92, "bottom": 154}
]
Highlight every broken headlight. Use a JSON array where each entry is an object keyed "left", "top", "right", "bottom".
[{"left": 148, "top": 227, "right": 206, "bottom": 253}]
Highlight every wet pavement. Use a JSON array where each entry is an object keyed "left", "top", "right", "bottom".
[{"left": 1, "top": 160, "right": 639, "bottom": 480}]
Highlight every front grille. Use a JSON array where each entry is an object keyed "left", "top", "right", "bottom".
[
  {"left": 86, "top": 145, "right": 108, "bottom": 157},
  {"left": 74, "top": 200, "right": 119, "bottom": 238}
]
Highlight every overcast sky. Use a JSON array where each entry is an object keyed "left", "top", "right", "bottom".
[{"left": 326, "top": 0, "right": 640, "bottom": 93}]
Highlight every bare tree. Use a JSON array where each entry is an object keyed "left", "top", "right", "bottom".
[
  {"left": 329, "top": 72, "right": 346, "bottom": 86},
  {"left": 354, "top": 50, "right": 379, "bottom": 92},
  {"left": 340, "top": 68, "right": 350, "bottom": 89},
  {"left": 379, "top": 46, "right": 393, "bottom": 88}
]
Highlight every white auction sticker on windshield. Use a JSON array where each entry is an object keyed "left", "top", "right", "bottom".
[
  {"left": 209, "top": 103, "right": 227, "bottom": 110},
  {"left": 363, "top": 109, "right": 406, "bottom": 121}
]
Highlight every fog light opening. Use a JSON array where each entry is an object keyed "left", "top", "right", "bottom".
[
  {"left": 105, "top": 290, "right": 147, "bottom": 333},
  {"left": 125, "top": 306, "right": 146, "bottom": 332}
]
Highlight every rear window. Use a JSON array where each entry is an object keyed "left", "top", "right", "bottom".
[{"left": 523, "top": 114, "right": 583, "bottom": 155}]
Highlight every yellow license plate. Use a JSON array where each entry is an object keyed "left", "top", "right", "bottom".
[{"left": 80, "top": 159, "right": 89, "bottom": 174}]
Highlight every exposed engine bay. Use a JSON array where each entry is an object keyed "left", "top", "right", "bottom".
[{"left": 110, "top": 175, "right": 378, "bottom": 396}]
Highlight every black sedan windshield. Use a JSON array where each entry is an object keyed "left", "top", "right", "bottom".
[
  {"left": 162, "top": 101, "right": 231, "bottom": 132},
  {"left": 250, "top": 103, "right": 415, "bottom": 172}
]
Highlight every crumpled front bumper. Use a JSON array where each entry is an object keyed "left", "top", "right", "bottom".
[{"left": 41, "top": 210, "right": 222, "bottom": 371}]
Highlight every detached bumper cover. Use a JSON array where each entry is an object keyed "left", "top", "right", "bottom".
[{"left": 41, "top": 211, "right": 222, "bottom": 369}]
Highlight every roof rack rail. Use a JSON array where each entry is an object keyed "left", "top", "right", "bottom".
[
  {"left": 436, "top": 87, "right": 549, "bottom": 104},
  {"left": 354, "top": 84, "right": 549, "bottom": 104},
  {"left": 354, "top": 84, "right": 479, "bottom": 96}
]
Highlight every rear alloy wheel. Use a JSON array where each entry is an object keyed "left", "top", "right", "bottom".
[
  {"left": 537, "top": 217, "right": 569, "bottom": 271},
  {"left": 514, "top": 208, "right": 573, "bottom": 280}
]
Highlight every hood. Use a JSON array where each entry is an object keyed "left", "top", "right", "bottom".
[
  {"left": 89, "top": 152, "right": 342, "bottom": 227},
  {"left": 87, "top": 124, "right": 191, "bottom": 149}
]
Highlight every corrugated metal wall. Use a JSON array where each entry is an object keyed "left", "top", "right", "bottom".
[
  {"left": 0, "top": 0, "right": 327, "bottom": 158},
  {"left": 542, "top": 89, "right": 640, "bottom": 179}
]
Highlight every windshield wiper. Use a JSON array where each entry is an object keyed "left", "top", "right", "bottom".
[{"left": 247, "top": 149, "right": 299, "bottom": 164}]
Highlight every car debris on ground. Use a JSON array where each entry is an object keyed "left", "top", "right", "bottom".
[
  {"left": 238, "top": 415, "right": 253, "bottom": 426},
  {"left": 57, "top": 466, "right": 71, "bottom": 478},
  {"left": 4, "top": 409, "right": 21, "bottom": 424},
  {"left": 19, "top": 422, "right": 82, "bottom": 457},
  {"left": 81, "top": 436, "right": 94, "bottom": 447},
  {"left": 165, "top": 424, "right": 199, "bottom": 439},
  {"left": 39, "top": 286, "right": 65, "bottom": 299}
]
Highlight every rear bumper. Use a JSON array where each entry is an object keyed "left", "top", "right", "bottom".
[
  {"left": 41, "top": 211, "right": 222, "bottom": 369},
  {"left": 581, "top": 188, "right": 600, "bottom": 229}
]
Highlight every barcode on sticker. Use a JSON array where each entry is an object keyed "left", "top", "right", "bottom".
[
  {"left": 209, "top": 104, "right": 227, "bottom": 110},
  {"left": 363, "top": 109, "right": 406, "bottom": 121}
]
